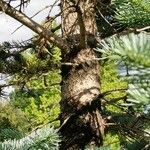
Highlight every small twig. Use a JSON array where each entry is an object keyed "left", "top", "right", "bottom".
[
  {"left": 103, "top": 140, "right": 120, "bottom": 147},
  {"left": 96, "top": 7, "right": 116, "bottom": 32},
  {"left": 61, "top": 62, "right": 78, "bottom": 66},
  {"left": 136, "top": 26, "right": 150, "bottom": 32},
  {"left": 0, "top": 83, "right": 14, "bottom": 88},
  {"left": 115, "top": 26, "right": 150, "bottom": 37},
  {"left": 102, "top": 95, "right": 127, "bottom": 105},
  {"left": 51, "top": 24, "right": 61, "bottom": 33},
  {"left": 47, "top": 0, "right": 59, "bottom": 17},
  {"left": 29, "top": 117, "right": 60, "bottom": 134},
  {"left": 101, "top": 88, "right": 127, "bottom": 97},
  {"left": 141, "top": 144, "right": 150, "bottom": 150},
  {"left": 11, "top": 5, "right": 52, "bottom": 34}
]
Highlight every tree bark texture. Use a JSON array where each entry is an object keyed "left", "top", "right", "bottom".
[{"left": 60, "top": 0, "right": 105, "bottom": 149}]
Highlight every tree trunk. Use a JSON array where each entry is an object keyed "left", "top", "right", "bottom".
[{"left": 60, "top": 0, "right": 105, "bottom": 149}]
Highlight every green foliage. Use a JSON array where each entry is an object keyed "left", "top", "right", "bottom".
[
  {"left": 7, "top": 37, "right": 62, "bottom": 129},
  {"left": 98, "top": 31, "right": 150, "bottom": 149},
  {"left": 128, "top": 84, "right": 150, "bottom": 105},
  {"left": 99, "top": 33, "right": 150, "bottom": 67},
  {"left": 0, "top": 102, "right": 30, "bottom": 135},
  {"left": 0, "top": 128, "right": 23, "bottom": 142},
  {"left": 101, "top": 61, "right": 127, "bottom": 98},
  {"left": 0, "top": 125, "right": 60, "bottom": 150},
  {"left": 100, "top": 61, "right": 127, "bottom": 149},
  {"left": 101, "top": 60, "right": 127, "bottom": 115},
  {"left": 98, "top": 33, "right": 150, "bottom": 108},
  {"left": 115, "top": 0, "right": 150, "bottom": 28},
  {"left": 96, "top": 0, "right": 150, "bottom": 38},
  {"left": 0, "top": 21, "right": 62, "bottom": 149},
  {"left": 103, "top": 132, "right": 120, "bottom": 150},
  {"left": 100, "top": 32, "right": 150, "bottom": 114},
  {"left": 86, "top": 146, "right": 111, "bottom": 150},
  {"left": 10, "top": 70, "right": 61, "bottom": 129}
]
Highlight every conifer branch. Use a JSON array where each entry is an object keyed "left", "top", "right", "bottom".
[{"left": 0, "top": 0, "right": 68, "bottom": 51}]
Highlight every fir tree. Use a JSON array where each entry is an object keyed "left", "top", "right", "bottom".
[{"left": 0, "top": 0, "right": 150, "bottom": 149}]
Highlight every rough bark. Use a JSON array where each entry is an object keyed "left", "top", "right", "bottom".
[{"left": 60, "top": 0, "right": 105, "bottom": 149}]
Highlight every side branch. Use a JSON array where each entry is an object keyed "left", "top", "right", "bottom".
[{"left": 0, "top": 0, "right": 68, "bottom": 51}]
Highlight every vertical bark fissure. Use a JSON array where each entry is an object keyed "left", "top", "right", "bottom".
[{"left": 60, "top": 0, "right": 104, "bottom": 149}]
